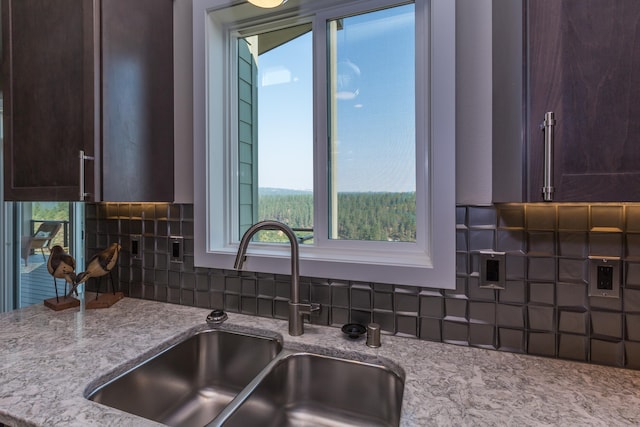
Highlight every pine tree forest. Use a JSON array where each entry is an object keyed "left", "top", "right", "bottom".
[{"left": 257, "top": 192, "right": 416, "bottom": 243}]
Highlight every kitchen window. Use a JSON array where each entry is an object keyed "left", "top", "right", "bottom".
[{"left": 193, "top": 0, "right": 455, "bottom": 288}]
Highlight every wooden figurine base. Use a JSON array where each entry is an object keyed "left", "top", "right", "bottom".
[
  {"left": 44, "top": 296, "right": 81, "bottom": 311},
  {"left": 86, "top": 292, "right": 124, "bottom": 309}
]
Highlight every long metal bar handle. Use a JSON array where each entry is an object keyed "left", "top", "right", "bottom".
[
  {"left": 79, "top": 150, "right": 95, "bottom": 201},
  {"left": 541, "top": 111, "right": 555, "bottom": 201}
]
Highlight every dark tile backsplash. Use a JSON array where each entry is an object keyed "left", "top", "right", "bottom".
[{"left": 86, "top": 203, "right": 640, "bottom": 370}]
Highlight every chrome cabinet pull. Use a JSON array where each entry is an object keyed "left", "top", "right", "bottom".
[
  {"left": 541, "top": 111, "right": 555, "bottom": 201},
  {"left": 79, "top": 150, "right": 95, "bottom": 201}
]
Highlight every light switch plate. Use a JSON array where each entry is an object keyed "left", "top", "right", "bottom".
[
  {"left": 170, "top": 236, "right": 184, "bottom": 263},
  {"left": 588, "top": 256, "right": 621, "bottom": 298},
  {"left": 479, "top": 251, "right": 506, "bottom": 290},
  {"left": 130, "top": 235, "right": 142, "bottom": 260}
]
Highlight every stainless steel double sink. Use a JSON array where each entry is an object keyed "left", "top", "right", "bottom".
[{"left": 86, "top": 328, "right": 405, "bottom": 426}]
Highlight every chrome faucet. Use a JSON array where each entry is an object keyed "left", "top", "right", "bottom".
[{"left": 234, "top": 220, "right": 320, "bottom": 336}]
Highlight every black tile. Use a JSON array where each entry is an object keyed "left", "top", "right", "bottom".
[
  {"left": 469, "top": 323, "right": 496, "bottom": 349},
  {"left": 442, "top": 321, "right": 468, "bottom": 345},
  {"left": 528, "top": 306, "right": 555, "bottom": 332},
  {"left": 225, "top": 276, "right": 241, "bottom": 294},
  {"left": 558, "top": 205, "right": 588, "bottom": 231},
  {"left": 626, "top": 235, "right": 640, "bottom": 259},
  {"left": 167, "top": 287, "right": 180, "bottom": 304},
  {"left": 558, "top": 310, "right": 588, "bottom": 335},
  {"left": 468, "top": 206, "right": 497, "bottom": 228},
  {"left": 625, "top": 341, "right": 640, "bottom": 369},
  {"left": 374, "top": 292, "right": 394, "bottom": 311},
  {"left": 558, "top": 259, "right": 587, "bottom": 284},
  {"left": 257, "top": 279, "right": 275, "bottom": 297},
  {"left": 395, "top": 292, "right": 419, "bottom": 314},
  {"left": 257, "top": 298, "right": 273, "bottom": 318},
  {"left": 331, "top": 307, "right": 349, "bottom": 326},
  {"left": 527, "top": 231, "right": 556, "bottom": 255},
  {"left": 627, "top": 314, "right": 640, "bottom": 341},
  {"left": 396, "top": 315, "right": 418, "bottom": 337},
  {"left": 527, "top": 257, "right": 556, "bottom": 282},
  {"left": 527, "top": 332, "right": 556, "bottom": 357},
  {"left": 224, "top": 294, "right": 240, "bottom": 312},
  {"left": 557, "top": 282, "right": 588, "bottom": 310},
  {"left": 498, "top": 205, "right": 525, "bottom": 229},
  {"left": 210, "top": 291, "right": 224, "bottom": 310},
  {"left": 351, "top": 287, "right": 372, "bottom": 310},
  {"left": 624, "top": 289, "right": 640, "bottom": 313},
  {"left": 626, "top": 262, "right": 640, "bottom": 289},
  {"left": 505, "top": 254, "right": 526, "bottom": 280},
  {"left": 420, "top": 295, "right": 444, "bottom": 318},
  {"left": 589, "top": 232, "right": 623, "bottom": 257},
  {"left": 525, "top": 205, "right": 556, "bottom": 231},
  {"left": 194, "top": 291, "right": 209, "bottom": 308},
  {"left": 590, "top": 205, "right": 624, "bottom": 231},
  {"left": 590, "top": 339, "right": 624, "bottom": 367},
  {"left": 444, "top": 299, "right": 467, "bottom": 321},
  {"left": 496, "top": 304, "right": 525, "bottom": 329},
  {"left": 469, "top": 229, "right": 495, "bottom": 251},
  {"left": 496, "top": 229, "right": 525, "bottom": 253},
  {"left": 420, "top": 317, "right": 442, "bottom": 341},
  {"left": 350, "top": 309, "right": 372, "bottom": 326},
  {"left": 498, "top": 328, "right": 524, "bottom": 352},
  {"left": 311, "top": 283, "right": 331, "bottom": 305},
  {"left": 274, "top": 299, "right": 288, "bottom": 320},
  {"left": 591, "top": 311, "right": 622, "bottom": 339},
  {"left": 373, "top": 310, "right": 395, "bottom": 334},
  {"left": 558, "top": 232, "right": 588, "bottom": 257},
  {"left": 456, "top": 206, "right": 467, "bottom": 226},
  {"left": 498, "top": 281, "right": 526, "bottom": 304},
  {"left": 589, "top": 295, "right": 622, "bottom": 311},
  {"left": 241, "top": 296, "right": 257, "bottom": 315},
  {"left": 468, "top": 302, "right": 495, "bottom": 324},
  {"left": 456, "top": 229, "right": 468, "bottom": 251},
  {"left": 332, "top": 285, "right": 350, "bottom": 308}
]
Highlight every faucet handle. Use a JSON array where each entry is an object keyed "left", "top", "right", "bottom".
[{"left": 292, "top": 302, "right": 321, "bottom": 315}]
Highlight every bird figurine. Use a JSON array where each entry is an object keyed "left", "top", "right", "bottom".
[
  {"left": 47, "top": 245, "right": 77, "bottom": 303},
  {"left": 70, "top": 243, "right": 121, "bottom": 299}
]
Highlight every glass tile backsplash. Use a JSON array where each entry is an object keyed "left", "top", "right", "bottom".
[{"left": 86, "top": 203, "right": 640, "bottom": 370}]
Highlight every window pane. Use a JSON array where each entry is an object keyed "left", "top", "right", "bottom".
[
  {"left": 18, "top": 202, "right": 73, "bottom": 307},
  {"left": 327, "top": 5, "right": 416, "bottom": 242},
  {"left": 238, "top": 25, "right": 314, "bottom": 243}
]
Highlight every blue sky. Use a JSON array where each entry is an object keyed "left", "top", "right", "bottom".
[{"left": 256, "top": 4, "right": 416, "bottom": 193}]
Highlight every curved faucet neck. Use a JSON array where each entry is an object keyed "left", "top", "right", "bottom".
[{"left": 234, "top": 221, "right": 300, "bottom": 304}]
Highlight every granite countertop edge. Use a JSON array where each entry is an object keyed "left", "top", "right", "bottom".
[{"left": 1, "top": 298, "right": 640, "bottom": 426}]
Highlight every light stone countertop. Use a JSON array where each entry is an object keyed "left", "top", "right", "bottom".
[{"left": 1, "top": 297, "right": 640, "bottom": 426}]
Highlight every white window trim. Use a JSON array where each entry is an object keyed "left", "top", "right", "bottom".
[{"left": 193, "top": 0, "right": 455, "bottom": 289}]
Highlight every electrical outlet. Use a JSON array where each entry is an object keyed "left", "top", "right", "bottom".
[
  {"left": 479, "top": 251, "right": 506, "bottom": 289},
  {"left": 589, "top": 257, "right": 621, "bottom": 298},
  {"left": 130, "top": 235, "right": 142, "bottom": 260},
  {"left": 170, "top": 236, "right": 184, "bottom": 263}
]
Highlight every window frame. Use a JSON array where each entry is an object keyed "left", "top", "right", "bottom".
[{"left": 192, "top": 0, "right": 455, "bottom": 289}]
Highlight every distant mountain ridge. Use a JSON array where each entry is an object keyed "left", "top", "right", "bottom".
[{"left": 259, "top": 187, "right": 313, "bottom": 196}]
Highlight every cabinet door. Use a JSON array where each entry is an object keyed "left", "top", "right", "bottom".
[
  {"left": 527, "top": 0, "right": 640, "bottom": 201},
  {"left": 2, "top": 0, "right": 97, "bottom": 201},
  {"left": 100, "top": 0, "right": 174, "bottom": 202}
]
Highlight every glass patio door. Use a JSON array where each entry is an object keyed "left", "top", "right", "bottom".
[{"left": 11, "top": 202, "right": 84, "bottom": 309}]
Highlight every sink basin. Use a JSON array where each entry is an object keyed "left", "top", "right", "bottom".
[
  {"left": 222, "top": 352, "right": 405, "bottom": 427},
  {"left": 87, "top": 329, "right": 282, "bottom": 427}
]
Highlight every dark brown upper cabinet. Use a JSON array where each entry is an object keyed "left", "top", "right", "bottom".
[
  {"left": 489, "top": 0, "right": 640, "bottom": 203},
  {"left": 2, "top": 0, "right": 174, "bottom": 202},
  {"left": 526, "top": 0, "right": 640, "bottom": 202}
]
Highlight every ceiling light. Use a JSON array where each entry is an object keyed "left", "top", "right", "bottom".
[{"left": 248, "top": 0, "right": 287, "bottom": 8}]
